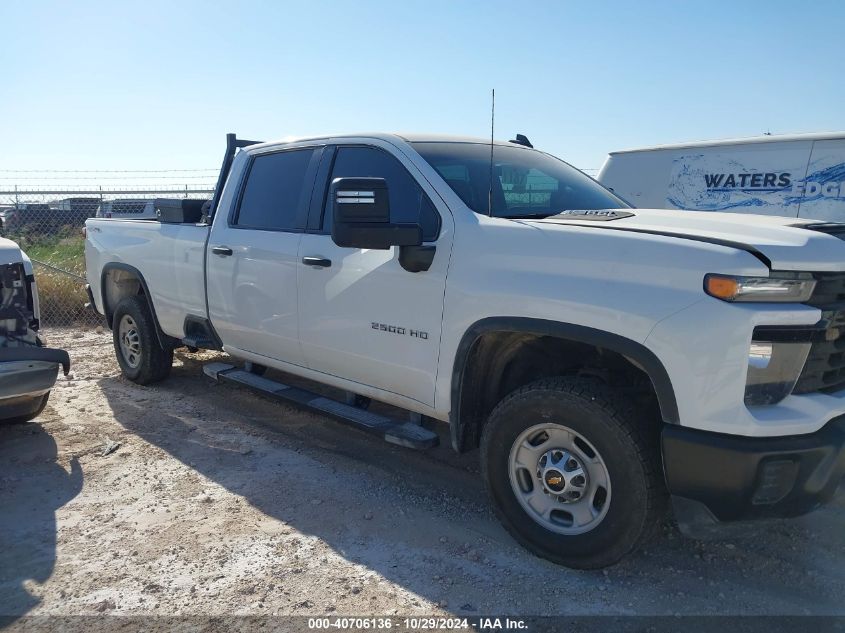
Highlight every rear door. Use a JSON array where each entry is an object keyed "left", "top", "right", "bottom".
[
  {"left": 206, "top": 145, "right": 322, "bottom": 367},
  {"left": 798, "top": 139, "right": 845, "bottom": 222},
  {"left": 297, "top": 142, "right": 452, "bottom": 406}
]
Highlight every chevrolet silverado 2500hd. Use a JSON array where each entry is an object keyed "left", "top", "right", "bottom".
[
  {"left": 85, "top": 133, "right": 845, "bottom": 569},
  {"left": 1, "top": 238, "right": 70, "bottom": 423}
]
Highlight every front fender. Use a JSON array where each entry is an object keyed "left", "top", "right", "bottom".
[{"left": 448, "top": 317, "right": 679, "bottom": 452}]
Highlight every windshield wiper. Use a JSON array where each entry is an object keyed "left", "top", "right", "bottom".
[{"left": 502, "top": 212, "right": 559, "bottom": 220}]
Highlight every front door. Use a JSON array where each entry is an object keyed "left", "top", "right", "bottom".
[
  {"left": 206, "top": 146, "right": 322, "bottom": 367},
  {"left": 297, "top": 144, "right": 452, "bottom": 406}
]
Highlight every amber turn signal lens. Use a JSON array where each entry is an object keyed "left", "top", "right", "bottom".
[
  {"left": 704, "top": 273, "right": 816, "bottom": 303},
  {"left": 705, "top": 275, "right": 740, "bottom": 300}
]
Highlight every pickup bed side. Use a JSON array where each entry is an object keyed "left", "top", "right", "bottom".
[{"left": 86, "top": 221, "right": 208, "bottom": 339}]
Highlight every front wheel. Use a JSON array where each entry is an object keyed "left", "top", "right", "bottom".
[
  {"left": 481, "top": 377, "right": 664, "bottom": 569},
  {"left": 112, "top": 296, "right": 173, "bottom": 385}
]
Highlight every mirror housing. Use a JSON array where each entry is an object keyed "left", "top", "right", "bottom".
[{"left": 330, "top": 177, "right": 422, "bottom": 249}]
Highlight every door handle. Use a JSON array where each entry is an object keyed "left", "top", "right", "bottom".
[
  {"left": 212, "top": 245, "right": 233, "bottom": 256},
  {"left": 302, "top": 256, "right": 332, "bottom": 268}
]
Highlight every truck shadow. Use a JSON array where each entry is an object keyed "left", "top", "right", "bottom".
[
  {"left": 0, "top": 420, "right": 83, "bottom": 621},
  {"left": 94, "top": 353, "right": 844, "bottom": 615}
]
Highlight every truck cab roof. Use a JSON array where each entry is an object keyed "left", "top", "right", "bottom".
[{"left": 245, "top": 133, "right": 528, "bottom": 151}]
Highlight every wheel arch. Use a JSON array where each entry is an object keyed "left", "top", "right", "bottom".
[
  {"left": 100, "top": 263, "right": 170, "bottom": 348},
  {"left": 449, "top": 317, "right": 680, "bottom": 453}
]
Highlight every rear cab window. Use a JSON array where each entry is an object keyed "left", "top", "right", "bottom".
[{"left": 234, "top": 148, "right": 317, "bottom": 231}]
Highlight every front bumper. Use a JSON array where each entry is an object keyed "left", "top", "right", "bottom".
[
  {"left": 0, "top": 347, "right": 70, "bottom": 397},
  {"left": 0, "top": 347, "right": 70, "bottom": 420},
  {"left": 0, "top": 346, "right": 70, "bottom": 375},
  {"left": 662, "top": 416, "right": 845, "bottom": 530}
]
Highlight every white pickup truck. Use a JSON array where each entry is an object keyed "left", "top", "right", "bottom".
[{"left": 85, "top": 133, "right": 845, "bottom": 569}]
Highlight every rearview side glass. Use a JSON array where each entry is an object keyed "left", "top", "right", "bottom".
[{"left": 235, "top": 149, "right": 315, "bottom": 231}]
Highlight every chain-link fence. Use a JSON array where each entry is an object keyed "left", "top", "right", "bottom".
[{"left": 0, "top": 186, "right": 213, "bottom": 332}]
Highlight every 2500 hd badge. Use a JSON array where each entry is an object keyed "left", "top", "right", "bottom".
[{"left": 371, "top": 322, "right": 429, "bottom": 340}]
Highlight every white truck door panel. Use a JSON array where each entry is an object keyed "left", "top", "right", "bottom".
[
  {"left": 297, "top": 144, "right": 451, "bottom": 406},
  {"left": 297, "top": 238, "right": 448, "bottom": 405},
  {"left": 798, "top": 140, "right": 845, "bottom": 222},
  {"left": 207, "top": 230, "right": 303, "bottom": 363},
  {"left": 207, "top": 147, "right": 321, "bottom": 367}
]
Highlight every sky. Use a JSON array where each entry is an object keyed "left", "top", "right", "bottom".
[{"left": 1, "top": 0, "right": 843, "bottom": 189}]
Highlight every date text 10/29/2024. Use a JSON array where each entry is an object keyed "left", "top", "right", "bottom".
[{"left": 307, "top": 617, "right": 529, "bottom": 630}]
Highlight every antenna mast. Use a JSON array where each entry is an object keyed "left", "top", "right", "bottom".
[{"left": 488, "top": 89, "right": 495, "bottom": 217}]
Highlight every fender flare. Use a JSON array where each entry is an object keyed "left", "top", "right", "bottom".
[
  {"left": 449, "top": 317, "right": 680, "bottom": 452},
  {"left": 100, "top": 262, "right": 170, "bottom": 349}
]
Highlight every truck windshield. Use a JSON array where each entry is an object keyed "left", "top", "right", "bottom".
[{"left": 411, "top": 142, "right": 628, "bottom": 219}]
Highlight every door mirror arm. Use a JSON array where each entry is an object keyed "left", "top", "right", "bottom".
[{"left": 399, "top": 245, "right": 436, "bottom": 273}]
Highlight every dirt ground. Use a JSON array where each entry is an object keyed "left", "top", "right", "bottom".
[{"left": 1, "top": 327, "right": 844, "bottom": 621}]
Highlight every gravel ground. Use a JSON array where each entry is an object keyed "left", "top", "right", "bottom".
[{"left": 1, "top": 327, "right": 843, "bottom": 621}]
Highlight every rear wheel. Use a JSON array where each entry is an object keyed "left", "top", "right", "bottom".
[
  {"left": 481, "top": 376, "right": 663, "bottom": 569},
  {"left": 112, "top": 295, "right": 173, "bottom": 385}
]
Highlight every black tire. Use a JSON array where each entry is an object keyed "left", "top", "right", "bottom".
[
  {"left": 112, "top": 295, "right": 173, "bottom": 385},
  {"left": 1, "top": 392, "right": 50, "bottom": 425},
  {"left": 481, "top": 376, "right": 664, "bottom": 569}
]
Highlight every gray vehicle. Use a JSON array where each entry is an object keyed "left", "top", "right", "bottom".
[{"left": 0, "top": 237, "right": 70, "bottom": 423}]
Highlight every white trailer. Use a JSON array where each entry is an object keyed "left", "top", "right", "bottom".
[{"left": 598, "top": 132, "right": 845, "bottom": 222}]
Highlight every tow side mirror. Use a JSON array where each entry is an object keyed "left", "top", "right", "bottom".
[{"left": 330, "top": 177, "right": 422, "bottom": 250}]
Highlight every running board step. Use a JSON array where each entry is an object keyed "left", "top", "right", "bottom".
[{"left": 203, "top": 363, "right": 439, "bottom": 450}]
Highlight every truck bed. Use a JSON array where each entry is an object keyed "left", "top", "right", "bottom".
[{"left": 85, "top": 219, "right": 209, "bottom": 339}]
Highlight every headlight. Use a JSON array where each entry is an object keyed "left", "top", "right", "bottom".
[
  {"left": 704, "top": 273, "right": 816, "bottom": 303},
  {"left": 744, "top": 338, "right": 811, "bottom": 406}
]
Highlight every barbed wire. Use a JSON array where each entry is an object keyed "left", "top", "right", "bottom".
[
  {"left": 0, "top": 168, "right": 218, "bottom": 173},
  {"left": 0, "top": 177, "right": 219, "bottom": 182},
  {"left": 0, "top": 187, "right": 215, "bottom": 195}
]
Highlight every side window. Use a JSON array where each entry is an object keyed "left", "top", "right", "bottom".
[
  {"left": 323, "top": 146, "right": 440, "bottom": 241},
  {"left": 235, "top": 148, "right": 315, "bottom": 230}
]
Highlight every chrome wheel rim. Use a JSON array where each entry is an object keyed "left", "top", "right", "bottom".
[
  {"left": 508, "top": 423, "right": 611, "bottom": 535},
  {"left": 118, "top": 314, "right": 142, "bottom": 369}
]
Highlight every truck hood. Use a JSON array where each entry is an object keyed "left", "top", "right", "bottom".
[
  {"left": 0, "top": 237, "right": 24, "bottom": 265},
  {"left": 527, "top": 208, "right": 845, "bottom": 272}
]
